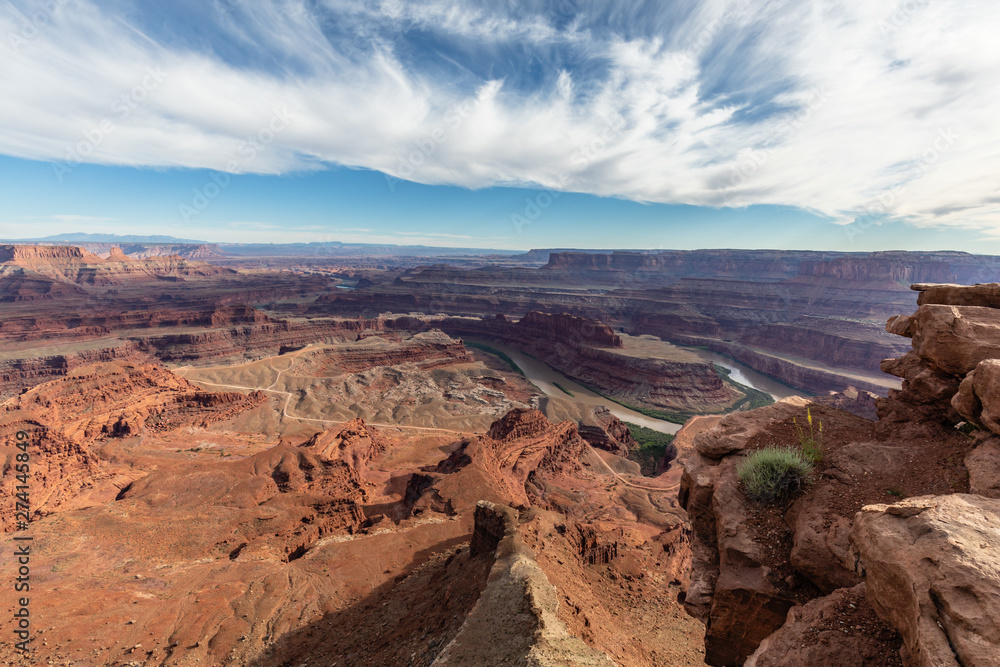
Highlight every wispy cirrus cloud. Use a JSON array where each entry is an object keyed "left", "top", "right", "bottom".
[{"left": 1, "top": 0, "right": 999, "bottom": 235}]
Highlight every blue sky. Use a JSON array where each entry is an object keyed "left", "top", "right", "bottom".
[{"left": 1, "top": 0, "right": 999, "bottom": 250}]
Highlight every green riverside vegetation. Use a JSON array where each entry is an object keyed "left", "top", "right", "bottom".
[
  {"left": 713, "top": 364, "right": 775, "bottom": 412},
  {"left": 625, "top": 422, "right": 676, "bottom": 476},
  {"left": 552, "top": 382, "right": 575, "bottom": 397}
]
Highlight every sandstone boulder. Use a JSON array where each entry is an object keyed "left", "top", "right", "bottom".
[
  {"left": 905, "top": 304, "right": 1000, "bottom": 376},
  {"left": 693, "top": 396, "right": 810, "bottom": 459},
  {"left": 881, "top": 351, "right": 963, "bottom": 407},
  {"left": 952, "top": 358, "right": 1000, "bottom": 434},
  {"left": 745, "top": 584, "right": 900, "bottom": 667},
  {"left": 787, "top": 490, "right": 860, "bottom": 593},
  {"left": 966, "top": 438, "right": 1000, "bottom": 498},
  {"left": 851, "top": 494, "right": 1000, "bottom": 667}
]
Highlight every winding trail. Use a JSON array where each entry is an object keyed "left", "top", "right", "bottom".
[
  {"left": 175, "top": 343, "right": 681, "bottom": 490},
  {"left": 586, "top": 447, "right": 680, "bottom": 493}
]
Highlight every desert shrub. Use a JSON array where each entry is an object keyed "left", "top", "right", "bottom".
[
  {"left": 793, "top": 408, "right": 823, "bottom": 463},
  {"left": 738, "top": 446, "right": 813, "bottom": 503}
]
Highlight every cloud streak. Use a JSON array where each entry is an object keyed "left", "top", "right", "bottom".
[{"left": 1, "top": 0, "right": 999, "bottom": 235}]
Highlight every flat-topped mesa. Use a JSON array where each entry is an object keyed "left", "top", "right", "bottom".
[
  {"left": 542, "top": 249, "right": 1000, "bottom": 283},
  {"left": 516, "top": 310, "right": 622, "bottom": 348},
  {"left": 797, "top": 253, "right": 954, "bottom": 283},
  {"left": 0, "top": 243, "right": 234, "bottom": 285},
  {"left": 0, "top": 243, "right": 102, "bottom": 263}
]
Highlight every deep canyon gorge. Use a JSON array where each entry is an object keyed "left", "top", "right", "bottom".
[{"left": 1, "top": 243, "right": 999, "bottom": 666}]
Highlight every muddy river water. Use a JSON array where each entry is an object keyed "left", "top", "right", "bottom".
[{"left": 468, "top": 339, "right": 801, "bottom": 436}]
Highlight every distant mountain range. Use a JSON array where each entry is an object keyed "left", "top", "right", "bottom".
[
  {"left": 5, "top": 233, "right": 210, "bottom": 244},
  {"left": 0, "top": 233, "right": 529, "bottom": 257}
]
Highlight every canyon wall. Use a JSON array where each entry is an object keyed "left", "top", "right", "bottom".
[
  {"left": 0, "top": 340, "right": 151, "bottom": 398},
  {"left": 305, "top": 249, "right": 1000, "bottom": 395}
]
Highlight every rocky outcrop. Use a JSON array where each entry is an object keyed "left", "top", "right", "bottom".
[
  {"left": 2, "top": 362, "right": 266, "bottom": 447},
  {"left": 966, "top": 438, "right": 1000, "bottom": 498},
  {"left": 132, "top": 317, "right": 375, "bottom": 363},
  {"left": 0, "top": 361, "right": 268, "bottom": 531},
  {"left": 0, "top": 244, "right": 103, "bottom": 263},
  {"left": 302, "top": 417, "right": 389, "bottom": 476},
  {"left": 678, "top": 281, "right": 1000, "bottom": 666},
  {"left": 952, "top": 358, "right": 1000, "bottom": 432},
  {"left": 577, "top": 406, "right": 637, "bottom": 457},
  {"left": 452, "top": 408, "right": 587, "bottom": 510},
  {"left": 679, "top": 398, "right": 816, "bottom": 666},
  {"left": 915, "top": 282, "right": 1000, "bottom": 308},
  {"left": 433, "top": 501, "right": 617, "bottom": 666},
  {"left": 310, "top": 330, "right": 470, "bottom": 373},
  {"left": 852, "top": 495, "right": 1000, "bottom": 667},
  {"left": 744, "top": 584, "right": 902, "bottom": 667},
  {"left": 119, "top": 421, "right": 385, "bottom": 561}
]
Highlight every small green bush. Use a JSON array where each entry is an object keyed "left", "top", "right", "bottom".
[{"left": 738, "top": 446, "right": 813, "bottom": 503}]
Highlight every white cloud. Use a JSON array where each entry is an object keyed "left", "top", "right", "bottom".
[{"left": 1, "top": 0, "right": 999, "bottom": 234}]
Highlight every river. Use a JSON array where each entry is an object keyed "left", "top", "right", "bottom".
[
  {"left": 466, "top": 339, "right": 802, "bottom": 436},
  {"left": 466, "top": 339, "right": 683, "bottom": 434},
  {"left": 687, "top": 349, "right": 802, "bottom": 401}
]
